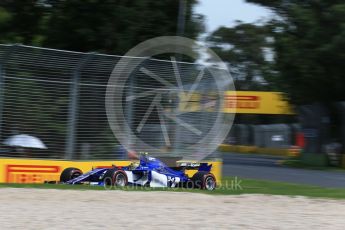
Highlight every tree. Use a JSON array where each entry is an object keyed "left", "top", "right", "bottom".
[
  {"left": 0, "top": 0, "right": 203, "bottom": 54},
  {"left": 43, "top": 0, "right": 199, "bottom": 54},
  {"left": 0, "top": 0, "right": 44, "bottom": 44},
  {"left": 208, "top": 22, "right": 274, "bottom": 90},
  {"left": 246, "top": 0, "right": 345, "bottom": 104}
]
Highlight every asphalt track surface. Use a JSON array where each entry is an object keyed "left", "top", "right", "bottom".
[{"left": 221, "top": 152, "right": 345, "bottom": 188}]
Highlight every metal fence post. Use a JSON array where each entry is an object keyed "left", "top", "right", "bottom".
[
  {"left": 0, "top": 45, "right": 15, "bottom": 141},
  {"left": 126, "top": 70, "right": 135, "bottom": 148},
  {"left": 65, "top": 53, "right": 94, "bottom": 160}
]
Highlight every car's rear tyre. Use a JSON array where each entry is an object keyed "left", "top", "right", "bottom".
[
  {"left": 114, "top": 171, "right": 128, "bottom": 187},
  {"left": 103, "top": 169, "right": 128, "bottom": 187},
  {"left": 60, "top": 167, "right": 83, "bottom": 182},
  {"left": 192, "top": 171, "right": 216, "bottom": 190}
]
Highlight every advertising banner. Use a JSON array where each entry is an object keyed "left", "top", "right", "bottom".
[
  {"left": 179, "top": 91, "right": 294, "bottom": 115},
  {"left": 0, "top": 159, "right": 130, "bottom": 184},
  {"left": 225, "top": 91, "right": 294, "bottom": 114}
]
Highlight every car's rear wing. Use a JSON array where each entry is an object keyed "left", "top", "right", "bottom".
[{"left": 176, "top": 161, "right": 212, "bottom": 172}]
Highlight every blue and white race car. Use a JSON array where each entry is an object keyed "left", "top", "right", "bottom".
[{"left": 58, "top": 154, "right": 217, "bottom": 190}]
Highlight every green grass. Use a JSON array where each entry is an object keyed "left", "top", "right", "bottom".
[
  {"left": 215, "top": 177, "right": 345, "bottom": 199},
  {"left": 1, "top": 176, "right": 345, "bottom": 199}
]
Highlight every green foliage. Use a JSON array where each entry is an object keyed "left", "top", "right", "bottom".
[
  {"left": 247, "top": 0, "right": 345, "bottom": 104},
  {"left": 209, "top": 1, "right": 345, "bottom": 103},
  {"left": 0, "top": 1, "right": 44, "bottom": 44},
  {"left": 0, "top": 0, "right": 203, "bottom": 54},
  {"left": 0, "top": 7, "right": 12, "bottom": 25},
  {"left": 208, "top": 23, "right": 275, "bottom": 90}
]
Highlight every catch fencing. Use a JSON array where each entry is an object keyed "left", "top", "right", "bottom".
[{"left": 0, "top": 44, "right": 228, "bottom": 160}]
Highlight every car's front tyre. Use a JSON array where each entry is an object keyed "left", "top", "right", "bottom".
[{"left": 60, "top": 167, "right": 83, "bottom": 182}]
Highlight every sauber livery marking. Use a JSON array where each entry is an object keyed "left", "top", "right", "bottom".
[{"left": 150, "top": 171, "right": 168, "bottom": 187}]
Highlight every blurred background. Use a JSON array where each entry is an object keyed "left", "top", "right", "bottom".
[{"left": 0, "top": 0, "right": 344, "bottom": 168}]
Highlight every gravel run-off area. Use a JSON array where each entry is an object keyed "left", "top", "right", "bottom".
[{"left": 0, "top": 188, "right": 345, "bottom": 229}]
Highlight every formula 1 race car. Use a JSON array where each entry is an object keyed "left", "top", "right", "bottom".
[{"left": 58, "top": 154, "right": 217, "bottom": 190}]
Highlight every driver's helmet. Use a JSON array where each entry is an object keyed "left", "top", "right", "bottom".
[
  {"left": 139, "top": 152, "right": 149, "bottom": 159},
  {"left": 129, "top": 161, "right": 139, "bottom": 170}
]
